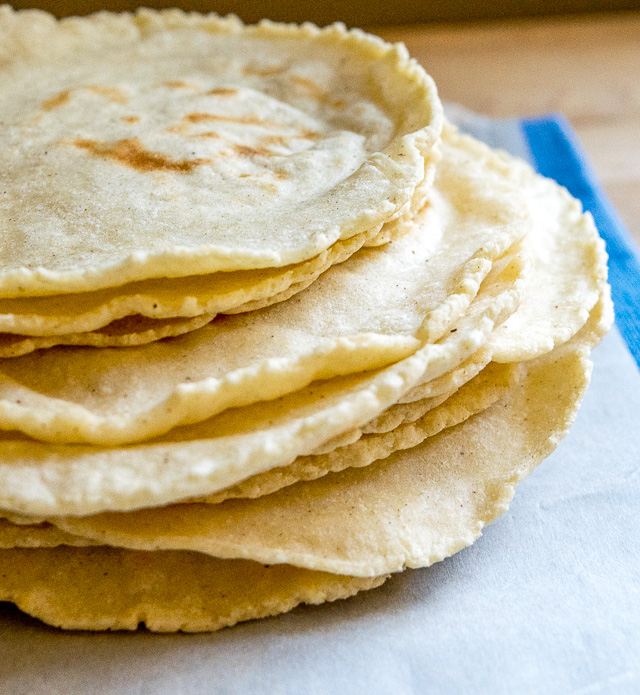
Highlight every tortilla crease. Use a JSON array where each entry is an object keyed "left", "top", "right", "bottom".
[
  {"left": 0, "top": 545, "right": 387, "bottom": 632},
  {"left": 0, "top": 519, "right": 97, "bottom": 549},
  {"left": 0, "top": 8, "right": 443, "bottom": 297},
  {"left": 0, "top": 130, "right": 529, "bottom": 447},
  {"left": 0, "top": 171, "right": 426, "bottom": 339}
]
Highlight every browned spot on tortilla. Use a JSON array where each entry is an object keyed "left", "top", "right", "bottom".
[
  {"left": 184, "top": 112, "right": 273, "bottom": 127},
  {"left": 121, "top": 115, "right": 140, "bottom": 124},
  {"left": 261, "top": 182, "right": 278, "bottom": 194},
  {"left": 274, "top": 169, "right": 289, "bottom": 180},
  {"left": 243, "top": 64, "right": 286, "bottom": 77},
  {"left": 165, "top": 123, "right": 186, "bottom": 135},
  {"left": 87, "top": 85, "right": 128, "bottom": 104},
  {"left": 289, "top": 77, "right": 343, "bottom": 109},
  {"left": 207, "top": 88, "right": 238, "bottom": 97},
  {"left": 42, "top": 89, "right": 72, "bottom": 111},
  {"left": 193, "top": 131, "right": 223, "bottom": 139},
  {"left": 232, "top": 143, "right": 274, "bottom": 158},
  {"left": 70, "top": 137, "right": 211, "bottom": 173},
  {"left": 164, "top": 81, "right": 197, "bottom": 89},
  {"left": 261, "top": 130, "right": 320, "bottom": 148},
  {"left": 290, "top": 75, "right": 328, "bottom": 101},
  {"left": 260, "top": 134, "right": 289, "bottom": 147},
  {"left": 43, "top": 85, "right": 128, "bottom": 111}
]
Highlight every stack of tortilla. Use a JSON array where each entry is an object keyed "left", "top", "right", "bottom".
[{"left": 0, "top": 8, "right": 611, "bottom": 632}]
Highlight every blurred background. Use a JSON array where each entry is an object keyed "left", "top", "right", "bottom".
[{"left": 8, "top": 0, "right": 640, "bottom": 23}]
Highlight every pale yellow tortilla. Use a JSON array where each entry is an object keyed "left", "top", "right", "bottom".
[
  {"left": 0, "top": 314, "right": 215, "bottom": 358},
  {"left": 466, "top": 129, "right": 608, "bottom": 363},
  {"left": 0, "top": 359, "right": 514, "bottom": 524},
  {"left": 2, "top": 290, "right": 607, "bottom": 525},
  {"left": 0, "top": 182, "right": 421, "bottom": 339},
  {"left": 0, "top": 253, "right": 522, "bottom": 517},
  {"left": 0, "top": 130, "right": 528, "bottom": 447},
  {"left": 0, "top": 8, "right": 442, "bottom": 297},
  {"left": 193, "top": 360, "right": 520, "bottom": 505},
  {"left": 398, "top": 346, "right": 492, "bottom": 404},
  {"left": 0, "top": 545, "right": 387, "bottom": 632},
  {"left": 0, "top": 294, "right": 611, "bottom": 633},
  {"left": 193, "top": 287, "right": 610, "bottom": 506},
  {"left": 48, "top": 328, "right": 597, "bottom": 577},
  {"left": 0, "top": 519, "right": 96, "bottom": 548}
]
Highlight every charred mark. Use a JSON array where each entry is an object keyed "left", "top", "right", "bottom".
[
  {"left": 42, "top": 89, "right": 73, "bottom": 111},
  {"left": 207, "top": 88, "right": 238, "bottom": 97},
  {"left": 163, "top": 81, "right": 198, "bottom": 89},
  {"left": 42, "top": 85, "right": 128, "bottom": 111},
  {"left": 69, "top": 137, "right": 211, "bottom": 173},
  {"left": 86, "top": 85, "right": 128, "bottom": 104},
  {"left": 183, "top": 112, "right": 273, "bottom": 127},
  {"left": 193, "top": 131, "right": 223, "bottom": 139},
  {"left": 232, "top": 143, "right": 274, "bottom": 158},
  {"left": 290, "top": 75, "right": 327, "bottom": 101},
  {"left": 242, "top": 64, "right": 286, "bottom": 77}
]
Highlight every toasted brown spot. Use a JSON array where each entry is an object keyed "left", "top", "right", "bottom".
[
  {"left": 43, "top": 85, "right": 128, "bottom": 111},
  {"left": 121, "top": 115, "right": 140, "bottom": 124},
  {"left": 165, "top": 124, "right": 186, "bottom": 135},
  {"left": 184, "top": 112, "right": 271, "bottom": 127},
  {"left": 233, "top": 143, "right": 274, "bottom": 158},
  {"left": 243, "top": 64, "right": 286, "bottom": 77},
  {"left": 290, "top": 75, "right": 327, "bottom": 101},
  {"left": 261, "top": 134, "right": 289, "bottom": 147},
  {"left": 70, "top": 137, "right": 211, "bottom": 173},
  {"left": 42, "top": 89, "right": 72, "bottom": 111},
  {"left": 260, "top": 130, "right": 320, "bottom": 148},
  {"left": 193, "top": 131, "right": 222, "bottom": 139},
  {"left": 164, "top": 81, "right": 197, "bottom": 89},
  {"left": 87, "top": 85, "right": 128, "bottom": 104},
  {"left": 207, "top": 88, "right": 238, "bottom": 97}
]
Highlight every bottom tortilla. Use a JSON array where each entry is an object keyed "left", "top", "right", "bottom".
[{"left": 0, "top": 545, "right": 386, "bottom": 632}]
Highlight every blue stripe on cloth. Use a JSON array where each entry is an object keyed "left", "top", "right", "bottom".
[{"left": 521, "top": 114, "right": 640, "bottom": 369}]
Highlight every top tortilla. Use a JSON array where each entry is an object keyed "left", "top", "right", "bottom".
[{"left": 0, "top": 8, "right": 442, "bottom": 297}]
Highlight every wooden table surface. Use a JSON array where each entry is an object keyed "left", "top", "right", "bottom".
[{"left": 375, "top": 12, "right": 640, "bottom": 249}]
